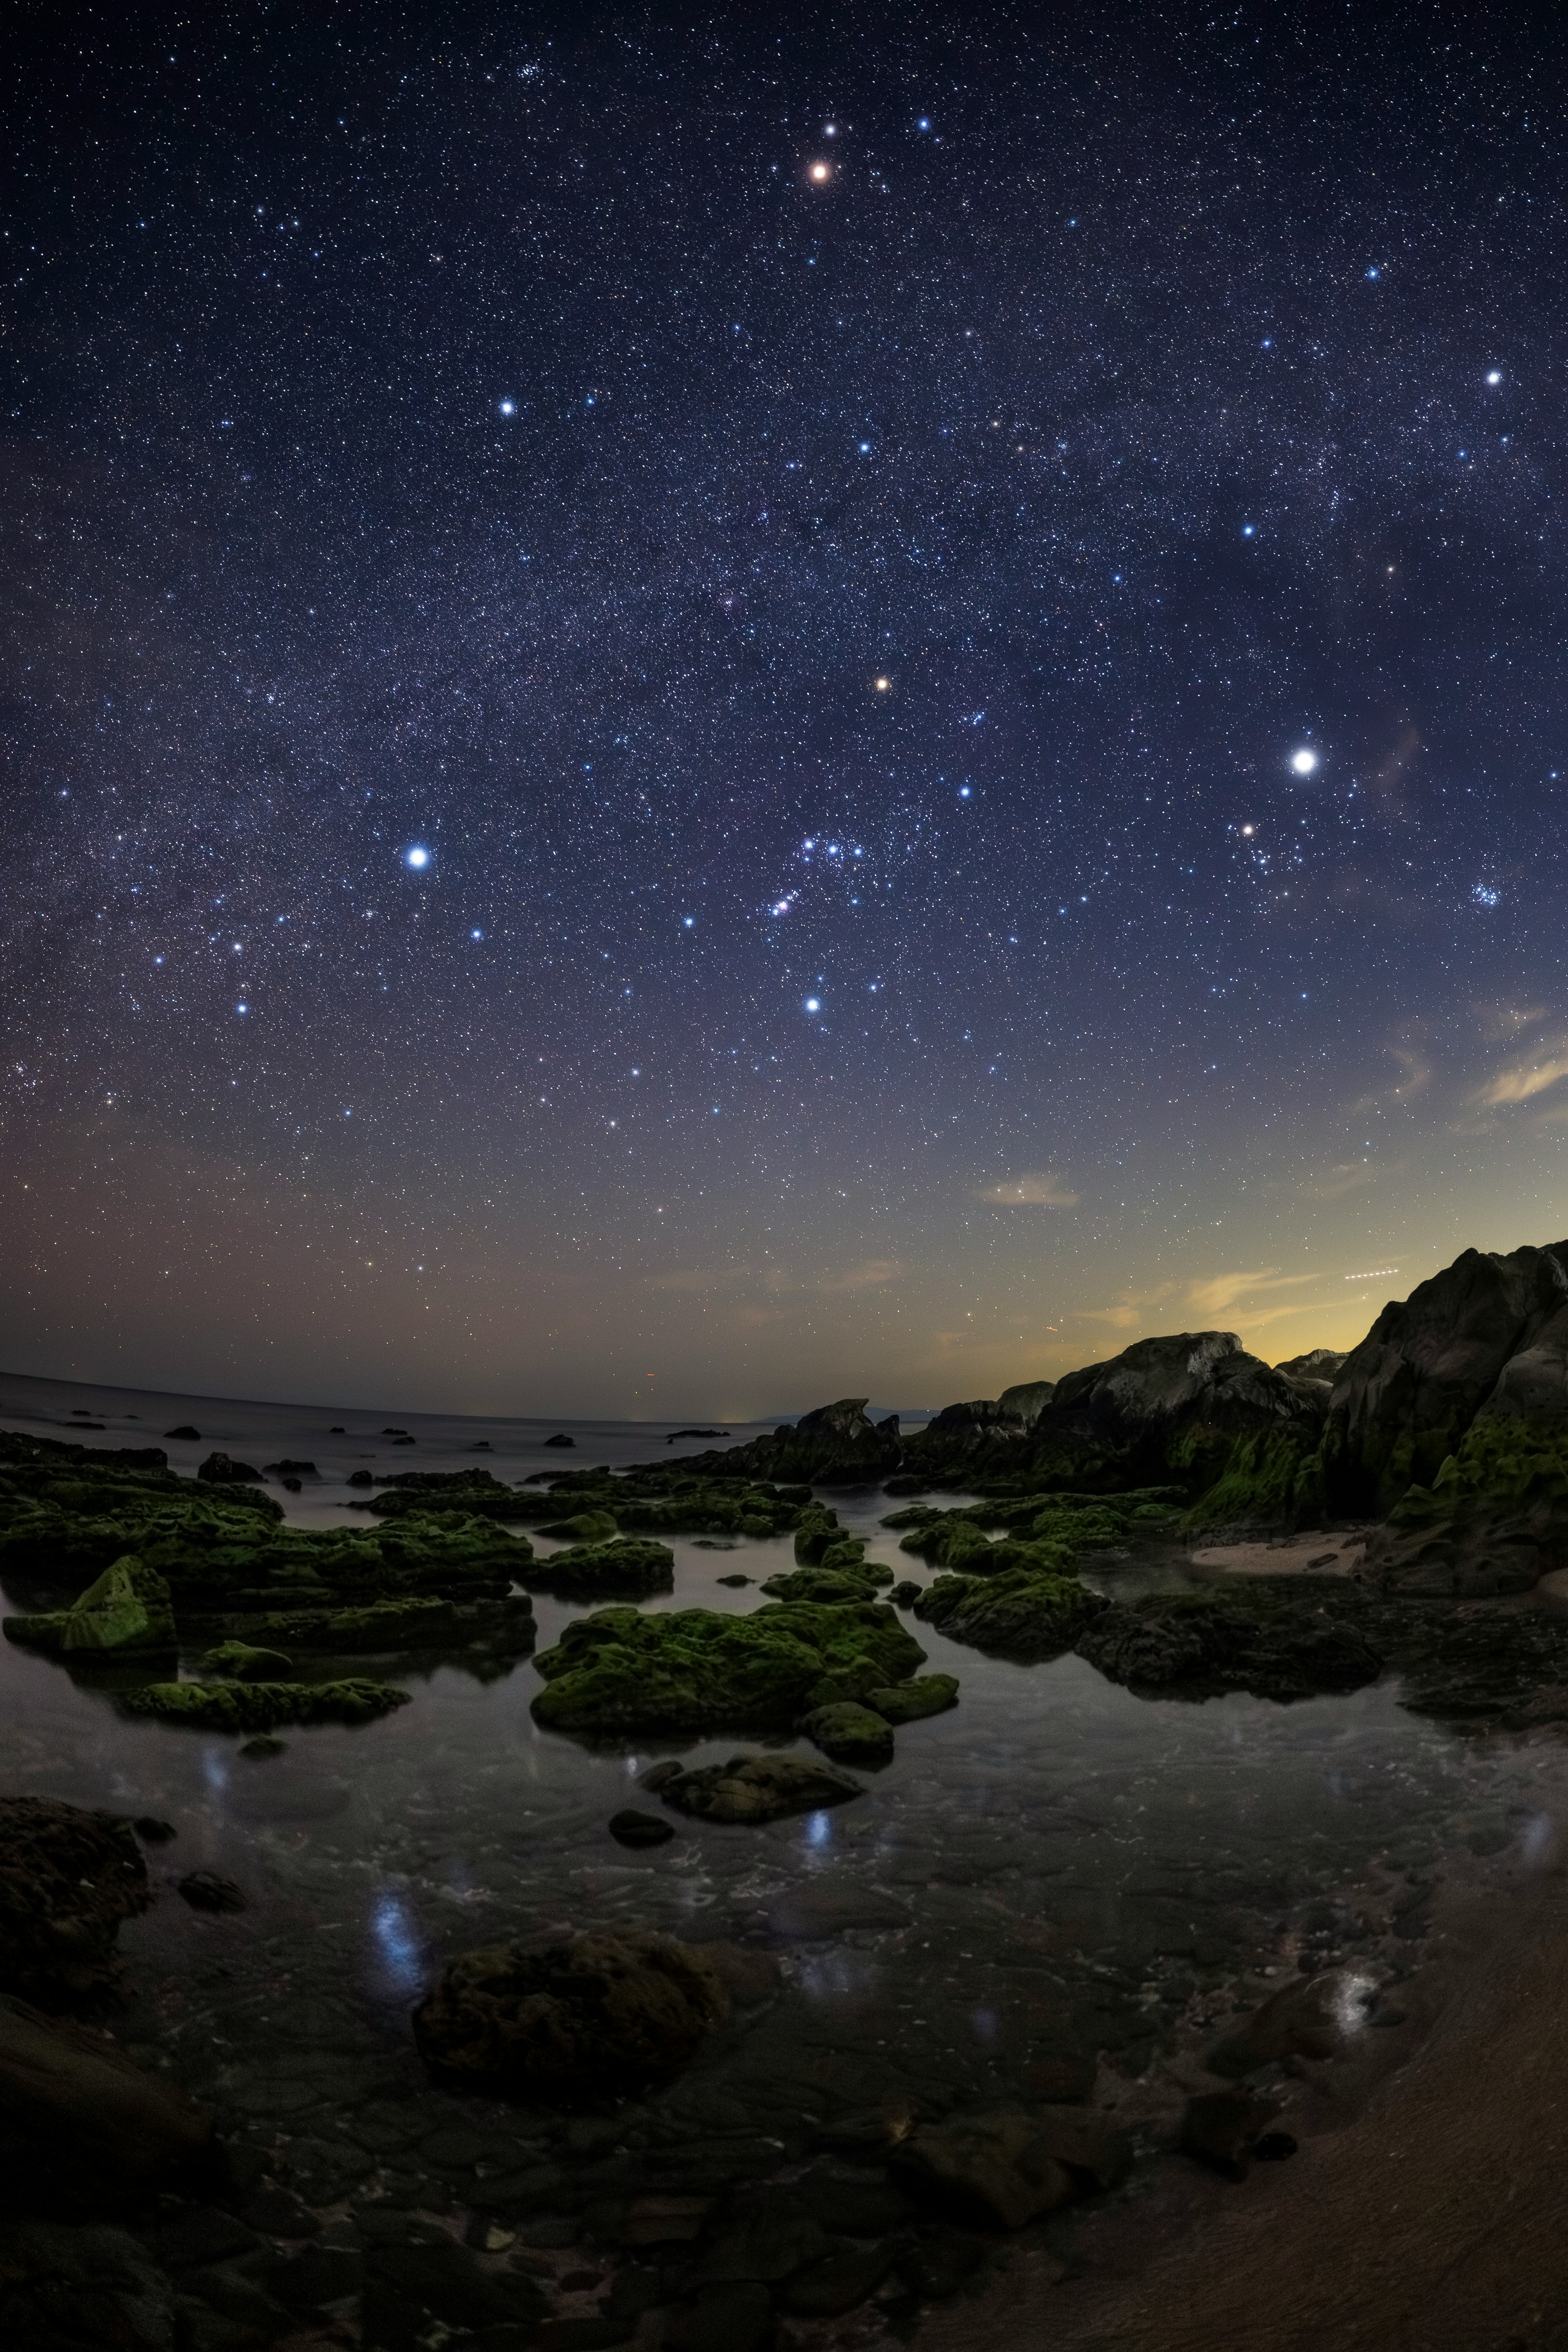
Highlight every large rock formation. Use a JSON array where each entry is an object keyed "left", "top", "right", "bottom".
[
  {"left": 1322, "top": 1240, "right": 1568, "bottom": 1517},
  {"left": 0, "top": 1799, "right": 153, "bottom": 2010},
  {"left": 671, "top": 1400, "right": 902, "bottom": 1487}
]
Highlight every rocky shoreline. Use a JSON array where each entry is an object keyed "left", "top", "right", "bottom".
[{"left": 8, "top": 1236, "right": 1568, "bottom": 2346}]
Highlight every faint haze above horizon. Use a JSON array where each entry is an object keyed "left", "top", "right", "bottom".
[{"left": 7, "top": 7, "right": 1568, "bottom": 1417}]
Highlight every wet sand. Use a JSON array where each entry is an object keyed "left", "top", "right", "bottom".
[{"left": 1189, "top": 1530, "right": 1369, "bottom": 1579}]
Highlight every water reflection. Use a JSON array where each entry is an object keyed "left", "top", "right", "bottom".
[{"left": 366, "top": 1886, "right": 426, "bottom": 1998}]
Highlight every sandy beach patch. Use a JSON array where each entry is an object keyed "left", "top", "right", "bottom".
[{"left": 1188, "top": 1530, "right": 1369, "bottom": 1579}]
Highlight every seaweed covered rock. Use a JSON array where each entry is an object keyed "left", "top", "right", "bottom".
[
  {"left": 363, "top": 1467, "right": 550, "bottom": 1522},
  {"left": 911, "top": 1569, "right": 1107, "bottom": 1661},
  {"left": 119, "top": 1677, "right": 411, "bottom": 1731},
  {"left": 413, "top": 1930, "right": 728, "bottom": 2098},
  {"left": 0, "top": 1799, "right": 152, "bottom": 2009},
  {"left": 524, "top": 1537, "right": 675, "bottom": 1599},
  {"left": 657, "top": 1753, "right": 865, "bottom": 1823},
  {"left": 534, "top": 1508, "right": 620, "bottom": 1543},
  {"left": 1376, "top": 1604, "right": 1568, "bottom": 1725},
  {"left": 1361, "top": 1396, "right": 1568, "bottom": 1596},
  {"left": 3, "top": 1555, "right": 176, "bottom": 1657},
  {"left": 866, "top": 1673, "right": 959, "bottom": 1723},
  {"left": 531, "top": 1602, "right": 926, "bottom": 1736},
  {"left": 799, "top": 1701, "right": 894, "bottom": 1765},
  {"left": 1322, "top": 1240, "right": 1568, "bottom": 1517},
  {"left": 1074, "top": 1588, "right": 1382, "bottom": 1702},
  {"left": 204, "top": 1592, "right": 536, "bottom": 1657},
  {"left": 759, "top": 1562, "right": 889, "bottom": 1604}
]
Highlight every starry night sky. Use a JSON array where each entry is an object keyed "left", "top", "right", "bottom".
[{"left": 6, "top": 2, "right": 1568, "bottom": 1417}]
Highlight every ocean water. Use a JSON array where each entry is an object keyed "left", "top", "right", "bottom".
[{"left": 0, "top": 1369, "right": 1552, "bottom": 2203}]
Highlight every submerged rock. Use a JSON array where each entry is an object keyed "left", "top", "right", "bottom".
[
  {"left": 119, "top": 1677, "right": 411, "bottom": 1731},
  {"left": 1180, "top": 2087, "right": 1278, "bottom": 2180},
  {"left": 759, "top": 1562, "right": 889, "bottom": 1604},
  {"left": 0, "top": 1798, "right": 152, "bottom": 2010},
  {"left": 657, "top": 1752, "right": 864, "bottom": 1823},
  {"left": 531, "top": 1601, "right": 926, "bottom": 1737},
  {"left": 177, "top": 1870, "right": 247, "bottom": 1915},
  {"left": 413, "top": 1930, "right": 728, "bottom": 2099},
  {"left": 163, "top": 1424, "right": 202, "bottom": 1440},
  {"left": 525, "top": 1537, "right": 675, "bottom": 1600},
  {"left": 608, "top": 1809, "right": 675, "bottom": 1849},
  {"left": 889, "top": 2111, "right": 1071, "bottom": 2229}
]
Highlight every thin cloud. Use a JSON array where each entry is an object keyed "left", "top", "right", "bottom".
[
  {"left": 1481, "top": 1047, "right": 1568, "bottom": 1107},
  {"left": 1184, "top": 1267, "right": 1321, "bottom": 1316},
  {"left": 974, "top": 1171, "right": 1079, "bottom": 1207}
]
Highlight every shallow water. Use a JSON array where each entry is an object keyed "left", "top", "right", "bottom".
[{"left": 0, "top": 1371, "right": 1554, "bottom": 2220}]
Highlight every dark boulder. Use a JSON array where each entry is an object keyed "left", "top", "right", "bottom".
[
  {"left": 608, "top": 1809, "right": 675, "bottom": 1849},
  {"left": 1075, "top": 1591, "right": 1382, "bottom": 1704},
  {"left": 0, "top": 1798, "right": 152, "bottom": 2009},
  {"left": 195, "top": 1453, "right": 265, "bottom": 1485},
  {"left": 544, "top": 1432, "right": 577, "bottom": 1448},
  {"left": 1323, "top": 1240, "right": 1568, "bottom": 1517},
  {"left": 0, "top": 1993, "right": 217, "bottom": 2212},
  {"left": 163, "top": 1425, "right": 202, "bottom": 1441},
  {"left": 413, "top": 1930, "right": 728, "bottom": 2099},
  {"left": 1181, "top": 2087, "right": 1278, "bottom": 2180},
  {"left": 177, "top": 1871, "right": 247, "bottom": 1915},
  {"left": 672, "top": 1400, "right": 902, "bottom": 1488}
]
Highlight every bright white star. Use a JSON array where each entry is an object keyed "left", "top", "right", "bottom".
[
  {"left": 1290, "top": 748, "right": 1319, "bottom": 775},
  {"left": 405, "top": 846, "right": 430, "bottom": 868}
]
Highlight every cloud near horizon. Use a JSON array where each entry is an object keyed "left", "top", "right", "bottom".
[
  {"left": 1481, "top": 1045, "right": 1568, "bottom": 1107},
  {"left": 973, "top": 1171, "right": 1079, "bottom": 1207}
]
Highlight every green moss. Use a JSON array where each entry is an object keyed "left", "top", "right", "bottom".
[
  {"left": 534, "top": 1509, "right": 619, "bottom": 1542},
  {"left": 799, "top": 1702, "right": 894, "bottom": 1764},
  {"left": 531, "top": 1601, "right": 926, "bottom": 1737},
  {"left": 911, "top": 1569, "right": 1107, "bottom": 1661},
  {"left": 524, "top": 1538, "right": 675, "bottom": 1599},
  {"left": 1363, "top": 1414, "right": 1568, "bottom": 1595},
  {"left": 759, "top": 1563, "right": 890, "bottom": 1604},
  {"left": 120, "top": 1677, "right": 411, "bottom": 1729},
  {"left": 793, "top": 1505, "right": 848, "bottom": 1565},
  {"left": 3, "top": 1554, "right": 178, "bottom": 1657},
  {"left": 866, "top": 1674, "right": 960, "bottom": 1723},
  {"left": 1181, "top": 1428, "right": 1326, "bottom": 1531}
]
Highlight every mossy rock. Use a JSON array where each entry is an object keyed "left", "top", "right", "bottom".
[
  {"left": 534, "top": 1509, "right": 619, "bottom": 1543},
  {"left": 1075, "top": 1588, "right": 1382, "bottom": 1702},
  {"left": 912, "top": 1569, "right": 1108, "bottom": 1661},
  {"left": 800, "top": 1702, "right": 894, "bottom": 1765},
  {"left": 760, "top": 1564, "right": 887, "bottom": 1605},
  {"left": 200, "top": 1639, "right": 295, "bottom": 1680},
  {"left": 866, "top": 1673, "right": 959, "bottom": 1723},
  {"left": 120, "top": 1677, "right": 411, "bottom": 1730},
  {"left": 531, "top": 1601, "right": 926, "bottom": 1737},
  {"left": 1182, "top": 1428, "right": 1326, "bottom": 1532},
  {"left": 213, "top": 1594, "right": 536, "bottom": 1656},
  {"left": 793, "top": 1507, "right": 848, "bottom": 1566},
  {"left": 525, "top": 1539, "right": 675, "bottom": 1600},
  {"left": 1363, "top": 1414, "right": 1568, "bottom": 1595},
  {"left": 4, "top": 1554, "right": 178, "bottom": 1658}
]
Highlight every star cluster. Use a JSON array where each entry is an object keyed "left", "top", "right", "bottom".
[{"left": 5, "top": 5, "right": 1568, "bottom": 1412}]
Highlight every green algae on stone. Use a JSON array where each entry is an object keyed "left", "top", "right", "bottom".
[
  {"left": 1361, "top": 1414, "right": 1568, "bottom": 1596},
  {"left": 531, "top": 1601, "right": 926, "bottom": 1737},
  {"left": 800, "top": 1701, "right": 894, "bottom": 1765},
  {"left": 759, "top": 1562, "right": 892, "bottom": 1605},
  {"left": 524, "top": 1538, "right": 675, "bottom": 1600},
  {"left": 120, "top": 1676, "right": 411, "bottom": 1730},
  {"left": 911, "top": 1568, "right": 1107, "bottom": 1661},
  {"left": 533, "top": 1508, "right": 619, "bottom": 1543},
  {"left": 213, "top": 1593, "right": 537, "bottom": 1655},
  {"left": 3, "top": 1554, "right": 176, "bottom": 1657},
  {"left": 866, "top": 1673, "right": 960, "bottom": 1723},
  {"left": 1180, "top": 1428, "right": 1326, "bottom": 1533}
]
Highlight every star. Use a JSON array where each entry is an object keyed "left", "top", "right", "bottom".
[
  {"left": 405, "top": 846, "right": 430, "bottom": 868},
  {"left": 1290, "top": 749, "right": 1319, "bottom": 775},
  {"left": 809, "top": 162, "right": 831, "bottom": 183}
]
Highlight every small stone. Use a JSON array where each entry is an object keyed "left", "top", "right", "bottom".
[
  {"left": 890, "top": 2110, "right": 1076, "bottom": 2229},
  {"left": 639, "top": 1760, "right": 686, "bottom": 1793},
  {"left": 165, "top": 1424, "right": 202, "bottom": 1439},
  {"left": 716, "top": 1574, "right": 752, "bottom": 1587},
  {"left": 132, "top": 1815, "right": 178, "bottom": 1843},
  {"left": 239, "top": 1736, "right": 287, "bottom": 1759},
  {"left": 608, "top": 1810, "right": 675, "bottom": 1849},
  {"left": 619, "top": 2196, "right": 712, "bottom": 2245},
  {"left": 178, "top": 1870, "right": 248, "bottom": 1915},
  {"left": 1254, "top": 2131, "right": 1299, "bottom": 2161},
  {"left": 239, "top": 2181, "right": 321, "bottom": 2237}
]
